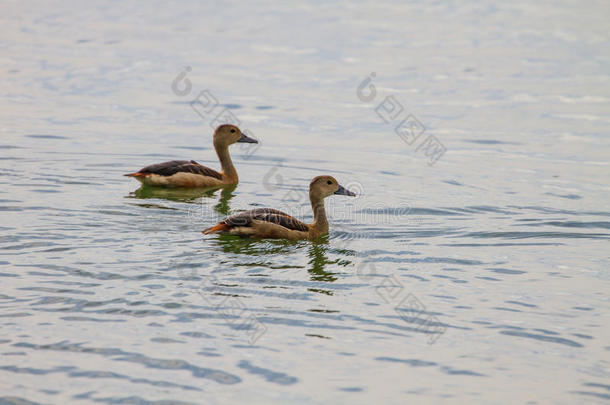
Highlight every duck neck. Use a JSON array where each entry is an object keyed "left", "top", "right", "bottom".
[
  {"left": 310, "top": 194, "right": 329, "bottom": 235},
  {"left": 215, "top": 143, "right": 237, "bottom": 182}
]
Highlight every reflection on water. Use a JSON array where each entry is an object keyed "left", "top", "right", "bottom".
[
  {"left": 2, "top": 1, "right": 610, "bottom": 404},
  {"left": 307, "top": 240, "right": 339, "bottom": 283},
  {"left": 214, "top": 234, "right": 303, "bottom": 257},
  {"left": 213, "top": 185, "right": 237, "bottom": 215},
  {"left": 129, "top": 183, "right": 236, "bottom": 211},
  {"left": 130, "top": 185, "right": 224, "bottom": 202}
]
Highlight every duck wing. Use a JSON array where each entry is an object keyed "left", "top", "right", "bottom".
[
  {"left": 136, "top": 160, "right": 222, "bottom": 179},
  {"left": 222, "top": 208, "right": 309, "bottom": 232}
]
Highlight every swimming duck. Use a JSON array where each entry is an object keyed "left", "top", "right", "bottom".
[
  {"left": 124, "top": 124, "right": 257, "bottom": 187},
  {"left": 202, "top": 175, "right": 356, "bottom": 240}
]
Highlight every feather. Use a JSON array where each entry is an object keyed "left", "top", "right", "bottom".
[
  {"left": 202, "top": 223, "right": 231, "bottom": 234},
  {"left": 221, "top": 208, "right": 309, "bottom": 232},
  {"left": 135, "top": 160, "right": 222, "bottom": 179}
]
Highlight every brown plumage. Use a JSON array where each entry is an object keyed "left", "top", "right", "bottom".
[
  {"left": 219, "top": 208, "right": 309, "bottom": 231},
  {"left": 203, "top": 223, "right": 231, "bottom": 233},
  {"left": 124, "top": 124, "right": 257, "bottom": 187},
  {"left": 126, "top": 160, "right": 222, "bottom": 180},
  {"left": 202, "top": 175, "right": 356, "bottom": 240}
]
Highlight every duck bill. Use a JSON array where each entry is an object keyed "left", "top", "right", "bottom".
[
  {"left": 335, "top": 184, "right": 356, "bottom": 197},
  {"left": 237, "top": 133, "right": 258, "bottom": 143}
]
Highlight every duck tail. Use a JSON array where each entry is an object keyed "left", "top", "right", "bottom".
[
  {"left": 202, "top": 223, "right": 230, "bottom": 235},
  {"left": 124, "top": 172, "right": 149, "bottom": 178}
]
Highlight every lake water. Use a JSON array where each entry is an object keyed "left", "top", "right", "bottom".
[{"left": 1, "top": 1, "right": 610, "bottom": 403}]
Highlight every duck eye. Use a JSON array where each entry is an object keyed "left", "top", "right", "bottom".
[
  {"left": 230, "top": 129, "right": 236, "bottom": 133},
  {"left": 327, "top": 180, "right": 332, "bottom": 185}
]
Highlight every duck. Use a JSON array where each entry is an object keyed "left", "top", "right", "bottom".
[
  {"left": 124, "top": 124, "right": 257, "bottom": 187},
  {"left": 202, "top": 175, "right": 356, "bottom": 240}
]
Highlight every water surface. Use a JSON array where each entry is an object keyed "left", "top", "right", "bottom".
[{"left": 1, "top": 1, "right": 610, "bottom": 403}]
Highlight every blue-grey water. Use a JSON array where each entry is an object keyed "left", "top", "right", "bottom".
[{"left": 1, "top": 1, "right": 610, "bottom": 404}]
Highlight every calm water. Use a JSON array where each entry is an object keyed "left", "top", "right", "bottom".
[{"left": 2, "top": 1, "right": 610, "bottom": 403}]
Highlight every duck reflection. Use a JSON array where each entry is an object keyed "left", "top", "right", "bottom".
[
  {"left": 214, "top": 234, "right": 302, "bottom": 256},
  {"left": 213, "top": 185, "right": 236, "bottom": 215},
  {"left": 307, "top": 238, "right": 337, "bottom": 283},
  {"left": 128, "top": 184, "right": 236, "bottom": 215},
  {"left": 212, "top": 234, "right": 351, "bottom": 288}
]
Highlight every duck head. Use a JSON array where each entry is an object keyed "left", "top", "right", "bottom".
[
  {"left": 309, "top": 175, "right": 356, "bottom": 201},
  {"left": 213, "top": 124, "right": 258, "bottom": 147}
]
